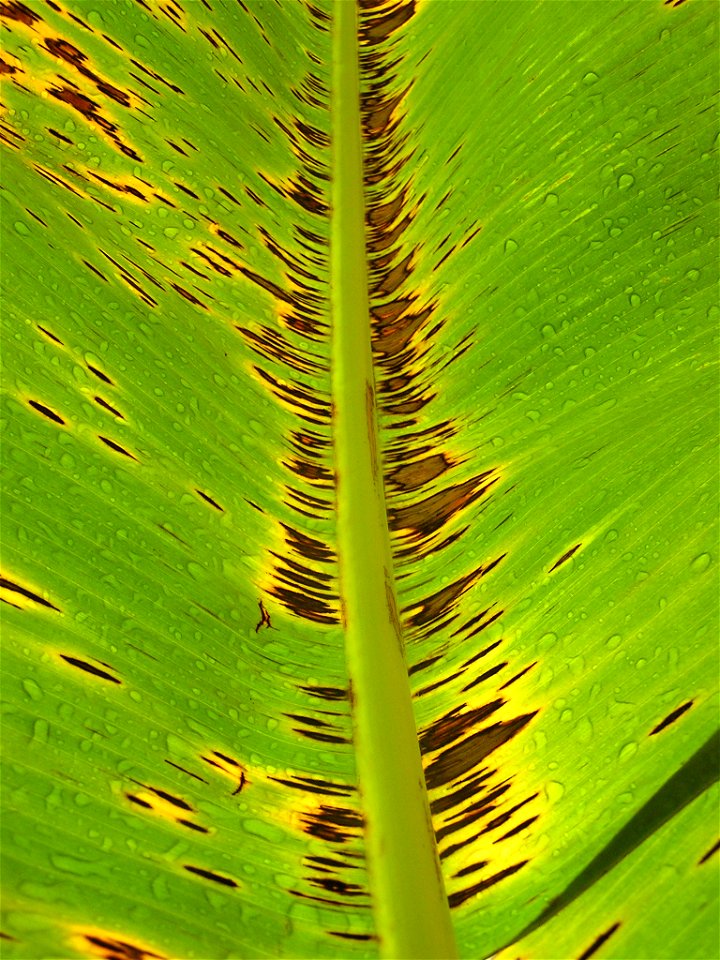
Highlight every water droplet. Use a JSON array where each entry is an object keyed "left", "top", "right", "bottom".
[
  {"left": 544, "top": 192, "right": 559, "bottom": 206},
  {"left": 606, "top": 634, "right": 622, "bottom": 650},
  {"left": 690, "top": 553, "right": 711, "bottom": 573},
  {"left": 541, "top": 323, "right": 556, "bottom": 339},
  {"left": 576, "top": 716, "right": 593, "bottom": 742},
  {"left": 617, "top": 173, "right": 635, "bottom": 190},
  {"left": 546, "top": 781, "right": 565, "bottom": 802},
  {"left": 22, "top": 679, "right": 43, "bottom": 701},
  {"left": 14, "top": 221, "right": 30, "bottom": 236},
  {"left": 628, "top": 292, "right": 641, "bottom": 307},
  {"left": 32, "top": 719, "right": 49, "bottom": 745},
  {"left": 619, "top": 742, "right": 638, "bottom": 762},
  {"left": 504, "top": 238, "right": 519, "bottom": 254},
  {"left": 152, "top": 875, "right": 170, "bottom": 900},
  {"left": 560, "top": 709, "right": 574, "bottom": 723},
  {"left": 582, "top": 71, "right": 599, "bottom": 86},
  {"left": 685, "top": 268, "right": 700, "bottom": 282}
]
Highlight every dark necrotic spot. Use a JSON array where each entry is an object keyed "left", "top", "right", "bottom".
[
  {"left": 498, "top": 661, "right": 537, "bottom": 690},
  {"left": 286, "top": 714, "right": 332, "bottom": 728},
  {"left": 0, "top": 1, "right": 42, "bottom": 24},
  {"left": 431, "top": 771, "right": 493, "bottom": 816},
  {"left": 178, "top": 819, "right": 208, "bottom": 833},
  {"left": 416, "top": 669, "right": 464, "bottom": 698},
  {"left": 84, "top": 934, "right": 166, "bottom": 959},
  {"left": 424, "top": 712, "right": 537, "bottom": 789},
  {"left": 329, "top": 932, "right": 374, "bottom": 941},
  {"left": 549, "top": 543, "right": 582, "bottom": 572},
  {"left": 195, "top": 489, "right": 223, "bottom": 511},
  {"left": 420, "top": 700, "right": 505, "bottom": 754},
  {"left": 149, "top": 787, "right": 192, "bottom": 810},
  {"left": 212, "top": 751, "right": 239, "bottom": 766},
  {"left": 448, "top": 860, "right": 528, "bottom": 907},
  {"left": 87, "top": 363, "right": 114, "bottom": 384},
  {"left": 300, "top": 805, "right": 363, "bottom": 844},
  {"left": 183, "top": 865, "right": 237, "bottom": 887},
  {"left": 37, "top": 324, "right": 64, "bottom": 343},
  {"left": 453, "top": 860, "right": 489, "bottom": 878},
  {"left": 650, "top": 700, "right": 693, "bottom": 736},
  {"left": 576, "top": 922, "right": 622, "bottom": 960},
  {"left": 164, "top": 760, "right": 209, "bottom": 783},
  {"left": 94, "top": 396, "right": 124, "bottom": 418},
  {"left": 60, "top": 654, "right": 120, "bottom": 683},
  {"left": 1, "top": 576, "right": 60, "bottom": 611},
  {"left": 98, "top": 436, "right": 138, "bottom": 460},
  {"left": 294, "top": 729, "right": 350, "bottom": 744},
  {"left": 698, "top": 840, "right": 720, "bottom": 864},
  {"left": 126, "top": 793, "right": 152, "bottom": 808},
  {"left": 28, "top": 399, "right": 64, "bottom": 424},
  {"left": 408, "top": 654, "right": 443, "bottom": 676},
  {"left": 311, "top": 877, "right": 366, "bottom": 897},
  {"left": 270, "top": 775, "right": 352, "bottom": 798},
  {"left": 462, "top": 662, "right": 508, "bottom": 692},
  {"left": 494, "top": 815, "right": 539, "bottom": 842},
  {"left": 300, "top": 685, "right": 348, "bottom": 701}
]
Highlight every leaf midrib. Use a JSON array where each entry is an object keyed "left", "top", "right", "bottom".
[{"left": 330, "top": 2, "right": 456, "bottom": 957}]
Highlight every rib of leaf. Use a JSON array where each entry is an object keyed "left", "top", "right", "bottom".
[{"left": 330, "top": 3, "right": 455, "bottom": 958}]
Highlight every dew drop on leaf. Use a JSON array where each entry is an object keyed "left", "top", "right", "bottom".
[
  {"left": 690, "top": 553, "right": 711, "bottom": 573},
  {"left": 546, "top": 781, "right": 565, "bottom": 803},
  {"left": 22, "top": 679, "right": 42, "bottom": 701}
]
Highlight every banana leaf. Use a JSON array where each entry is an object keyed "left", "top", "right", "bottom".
[{"left": 1, "top": 1, "right": 717, "bottom": 958}]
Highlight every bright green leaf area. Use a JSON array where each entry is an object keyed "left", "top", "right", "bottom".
[{"left": 1, "top": 1, "right": 718, "bottom": 960}]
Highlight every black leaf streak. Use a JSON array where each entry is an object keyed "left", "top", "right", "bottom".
[
  {"left": 576, "top": 922, "right": 622, "bottom": 960},
  {"left": 60, "top": 654, "right": 120, "bottom": 684},
  {"left": 549, "top": 543, "right": 581, "bottom": 571},
  {"left": 649, "top": 700, "right": 693, "bottom": 735},
  {"left": 183, "top": 865, "right": 238, "bottom": 888}
]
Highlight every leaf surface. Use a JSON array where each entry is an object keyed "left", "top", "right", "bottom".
[{"left": 0, "top": 1, "right": 717, "bottom": 959}]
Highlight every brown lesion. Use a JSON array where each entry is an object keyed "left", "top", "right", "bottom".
[
  {"left": 74, "top": 929, "right": 167, "bottom": 960},
  {"left": 423, "top": 711, "right": 537, "bottom": 790},
  {"left": 576, "top": 922, "right": 622, "bottom": 960},
  {"left": 27, "top": 399, "right": 65, "bottom": 425},
  {"left": 448, "top": 860, "right": 529, "bottom": 908},
  {"left": 98, "top": 435, "right": 139, "bottom": 461},
  {"left": 388, "top": 473, "right": 499, "bottom": 541},
  {"left": 549, "top": 542, "right": 582, "bottom": 571},
  {"left": 183, "top": 865, "right": 238, "bottom": 888},
  {"left": 60, "top": 654, "right": 120, "bottom": 684},
  {"left": 1, "top": 575, "right": 60, "bottom": 612},
  {"left": 0, "top": 2, "right": 42, "bottom": 26},
  {"left": 299, "top": 805, "right": 363, "bottom": 844},
  {"left": 649, "top": 700, "right": 693, "bottom": 735}
]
